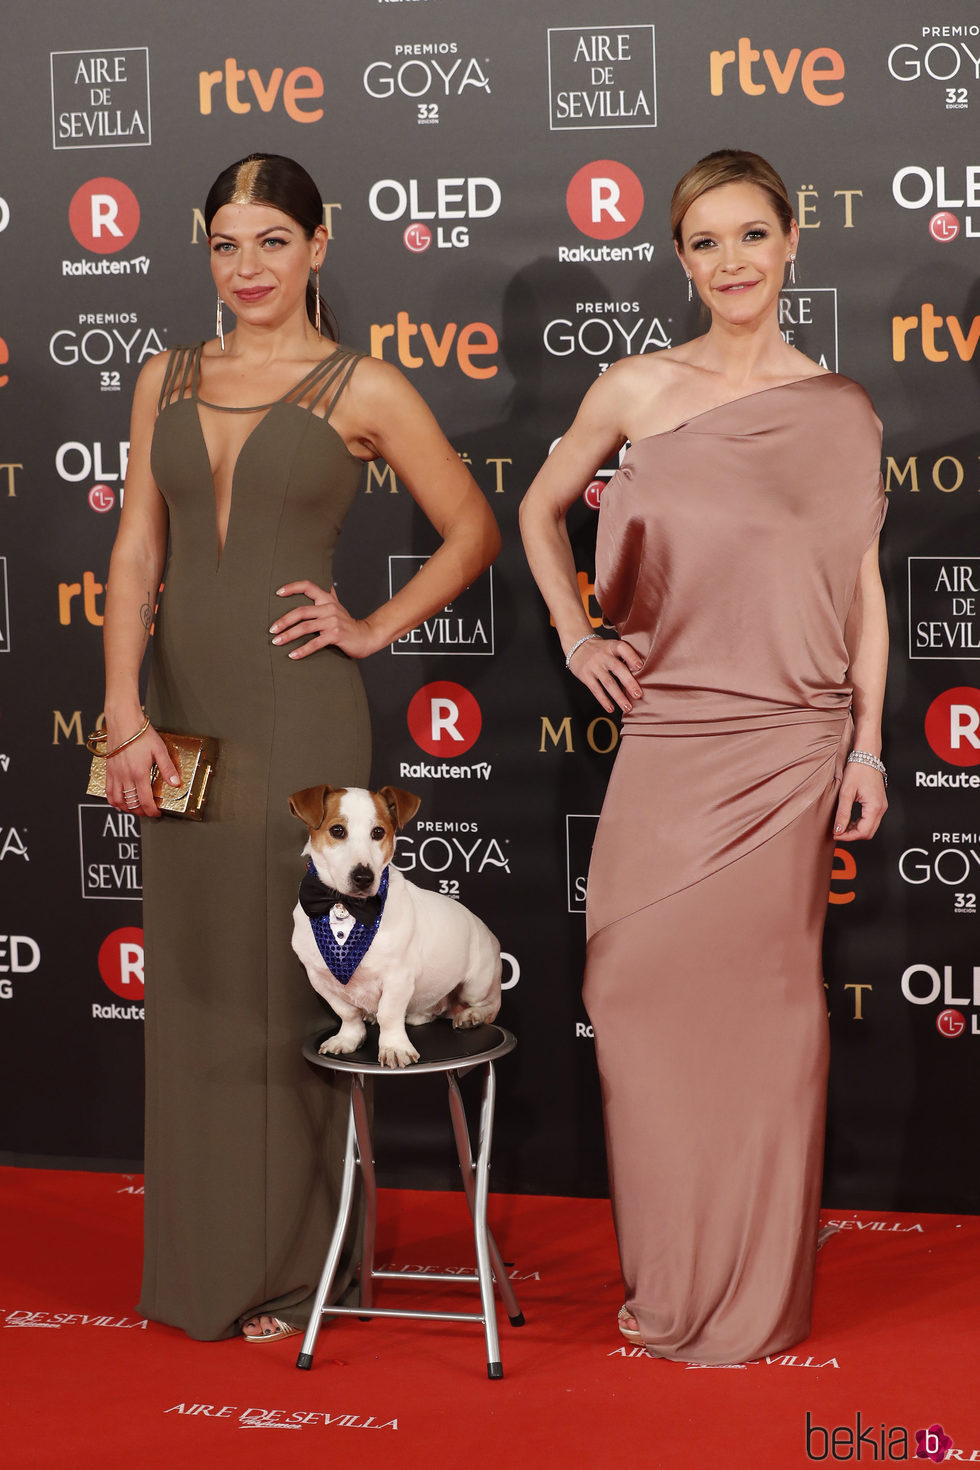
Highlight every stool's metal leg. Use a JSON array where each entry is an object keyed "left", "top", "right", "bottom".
[
  {"left": 473, "top": 1062, "right": 503, "bottom": 1377},
  {"left": 351, "top": 1073, "right": 376, "bottom": 1313},
  {"left": 447, "top": 1073, "right": 524, "bottom": 1327},
  {"left": 297, "top": 1080, "right": 359, "bottom": 1370}
]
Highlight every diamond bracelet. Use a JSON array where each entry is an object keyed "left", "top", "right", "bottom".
[{"left": 846, "top": 750, "right": 887, "bottom": 786}]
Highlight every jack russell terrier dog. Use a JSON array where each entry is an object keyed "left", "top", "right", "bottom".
[{"left": 289, "top": 784, "right": 501, "bottom": 1068}]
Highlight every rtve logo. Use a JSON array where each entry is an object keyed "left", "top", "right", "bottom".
[
  {"left": 892, "top": 305, "right": 980, "bottom": 361},
  {"left": 198, "top": 58, "right": 324, "bottom": 122},
  {"left": 925, "top": 687, "right": 980, "bottom": 766},
  {"left": 370, "top": 314, "right": 497, "bottom": 378},
  {"left": 566, "top": 160, "right": 644, "bottom": 240},
  {"left": 709, "top": 37, "right": 845, "bottom": 106},
  {"left": 59, "top": 571, "right": 104, "bottom": 625},
  {"left": 69, "top": 178, "right": 139, "bottom": 253},
  {"left": 407, "top": 681, "right": 482, "bottom": 757}
]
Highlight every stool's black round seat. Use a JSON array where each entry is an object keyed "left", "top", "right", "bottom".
[{"left": 303, "top": 1018, "right": 516, "bottom": 1075}]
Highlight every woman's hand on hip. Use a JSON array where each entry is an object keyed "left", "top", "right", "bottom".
[
  {"left": 566, "top": 635, "right": 644, "bottom": 715},
  {"left": 833, "top": 764, "right": 887, "bottom": 841},
  {"left": 271, "top": 581, "right": 380, "bottom": 660}
]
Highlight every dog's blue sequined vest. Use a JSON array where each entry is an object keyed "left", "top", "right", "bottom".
[{"left": 306, "top": 864, "right": 389, "bottom": 984}]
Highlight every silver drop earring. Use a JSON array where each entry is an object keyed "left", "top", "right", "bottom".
[
  {"left": 314, "top": 265, "right": 321, "bottom": 337},
  {"left": 216, "top": 296, "right": 225, "bottom": 351},
  {"left": 788, "top": 255, "right": 796, "bottom": 286},
  {"left": 686, "top": 273, "right": 692, "bottom": 303}
]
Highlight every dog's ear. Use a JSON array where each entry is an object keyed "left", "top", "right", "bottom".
[
  {"left": 378, "top": 786, "right": 421, "bottom": 830},
  {"left": 288, "top": 785, "right": 335, "bottom": 830}
]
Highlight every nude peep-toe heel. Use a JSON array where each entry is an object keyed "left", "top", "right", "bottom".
[{"left": 618, "top": 1306, "right": 644, "bottom": 1346}]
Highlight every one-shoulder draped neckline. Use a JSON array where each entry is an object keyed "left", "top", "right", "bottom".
[{"left": 624, "top": 371, "right": 842, "bottom": 454}]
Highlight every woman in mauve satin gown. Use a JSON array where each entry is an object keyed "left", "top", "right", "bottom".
[{"left": 520, "top": 149, "right": 888, "bottom": 1365}]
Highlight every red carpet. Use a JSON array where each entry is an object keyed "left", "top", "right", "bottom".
[{"left": 1, "top": 1167, "right": 977, "bottom": 1468}]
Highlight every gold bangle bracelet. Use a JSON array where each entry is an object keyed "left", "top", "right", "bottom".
[
  {"left": 84, "top": 714, "right": 152, "bottom": 759},
  {"left": 105, "top": 716, "right": 151, "bottom": 758}
]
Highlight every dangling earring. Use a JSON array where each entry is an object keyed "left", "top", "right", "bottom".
[
  {"left": 686, "top": 273, "right": 692, "bottom": 303},
  {"left": 788, "top": 255, "right": 796, "bottom": 286},
  {"left": 313, "top": 265, "right": 321, "bottom": 337},
  {"left": 216, "top": 295, "right": 225, "bottom": 351}
]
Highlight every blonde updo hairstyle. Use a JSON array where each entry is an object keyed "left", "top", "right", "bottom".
[{"left": 670, "top": 149, "right": 795, "bottom": 249}]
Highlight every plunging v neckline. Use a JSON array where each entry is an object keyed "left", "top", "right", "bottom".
[{"left": 184, "top": 344, "right": 354, "bottom": 569}]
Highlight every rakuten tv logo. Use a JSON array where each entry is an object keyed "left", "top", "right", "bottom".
[
  {"left": 69, "top": 178, "right": 140, "bottom": 253},
  {"left": 925, "top": 687, "right": 980, "bottom": 766},
  {"left": 98, "top": 927, "right": 144, "bottom": 999},
  {"left": 566, "top": 161, "right": 643, "bottom": 240},
  {"left": 407, "top": 681, "right": 482, "bottom": 756}
]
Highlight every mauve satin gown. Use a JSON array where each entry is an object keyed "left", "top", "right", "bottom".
[{"left": 583, "top": 374, "right": 885, "bottom": 1364}]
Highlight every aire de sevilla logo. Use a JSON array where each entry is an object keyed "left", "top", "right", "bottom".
[
  {"left": 98, "top": 927, "right": 144, "bottom": 999},
  {"left": 69, "top": 178, "right": 140, "bottom": 253},
  {"left": 925, "top": 686, "right": 980, "bottom": 766},
  {"left": 566, "top": 161, "right": 643, "bottom": 240},
  {"left": 407, "top": 682, "right": 482, "bottom": 757}
]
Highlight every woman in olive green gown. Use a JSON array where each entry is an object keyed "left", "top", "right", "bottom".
[{"left": 101, "top": 153, "right": 499, "bottom": 1341}]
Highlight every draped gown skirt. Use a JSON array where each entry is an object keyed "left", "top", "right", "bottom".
[{"left": 584, "top": 375, "right": 886, "bottom": 1364}]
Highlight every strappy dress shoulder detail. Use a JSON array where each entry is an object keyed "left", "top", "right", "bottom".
[
  {"left": 284, "top": 345, "right": 363, "bottom": 420},
  {"left": 158, "top": 344, "right": 203, "bottom": 412}
]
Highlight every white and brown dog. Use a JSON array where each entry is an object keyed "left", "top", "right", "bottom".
[{"left": 289, "top": 784, "right": 501, "bottom": 1068}]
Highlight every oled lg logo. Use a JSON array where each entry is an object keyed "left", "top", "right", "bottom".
[
  {"left": 369, "top": 175, "right": 500, "bottom": 252},
  {"left": 893, "top": 164, "right": 980, "bottom": 240},
  {"left": 902, "top": 963, "right": 980, "bottom": 1037},
  {"left": 0, "top": 935, "right": 40, "bottom": 1000},
  {"left": 56, "top": 440, "right": 129, "bottom": 514}
]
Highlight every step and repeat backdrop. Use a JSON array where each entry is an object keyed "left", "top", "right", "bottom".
[{"left": 1, "top": 0, "right": 979, "bottom": 1209}]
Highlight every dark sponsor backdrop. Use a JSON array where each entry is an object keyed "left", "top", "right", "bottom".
[{"left": 1, "top": 0, "right": 978, "bottom": 1210}]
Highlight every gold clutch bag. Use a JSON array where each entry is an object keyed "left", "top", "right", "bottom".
[{"left": 86, "top": 723, "right": 218, "bottom": 820}]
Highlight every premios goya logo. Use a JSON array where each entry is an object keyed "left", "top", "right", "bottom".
[
  {"left": 50, "top": 49, "right": 151, "bottom": 148},
  {"left": 363, "top": 42, "right": 491, "bottom": 126},
  {"left": 548, "top": 26, "right": 657, "bottom": 130},
  {"left": 49, "top": 313, "right": 164, "bottom": 392},
  {"left": 887, "top": 26, "right": 980, "bottom": 109}
]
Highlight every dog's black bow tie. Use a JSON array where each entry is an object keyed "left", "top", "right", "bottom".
[{"left": 299, "top": 869, "right": 383, "bottom": 926}]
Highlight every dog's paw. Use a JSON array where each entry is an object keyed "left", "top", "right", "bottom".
[
  {"left": 378, "top": 1039, "right": 420, "bottom": 1069},
  {"left": 452, "top": 1003, "right": 498, "bottom": 1030},
  {"left": 319, "top": 1023, "right": 366, "bottom": 1056}
]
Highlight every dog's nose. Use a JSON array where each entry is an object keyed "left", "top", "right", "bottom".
[{"left": 350, "top": 864, "right": 374, "bottom": 892}]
